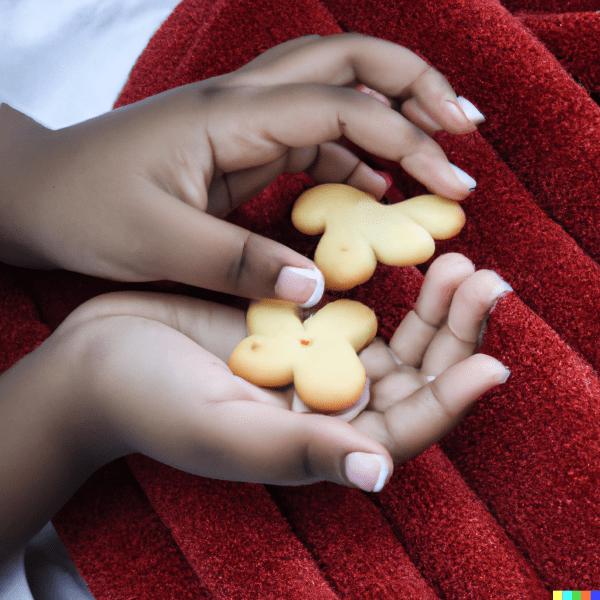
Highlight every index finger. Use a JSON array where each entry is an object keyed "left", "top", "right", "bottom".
[{"left": 225, "top": 33, "right": 476, "bottom": 135}]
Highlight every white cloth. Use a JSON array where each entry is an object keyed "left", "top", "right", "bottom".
[
  {"left": 0, "top": 0, "right": 181, "bottom": 597},
  {"left": 0, "top": 524, "right": 96, "bottom": 600},
  {"left": 0, "top": 0, "right": 180, "bottom": 128}
]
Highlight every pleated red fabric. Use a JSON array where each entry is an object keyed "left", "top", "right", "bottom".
[{"left": 0, "top": 0, "right": 595, "bottom": 596}]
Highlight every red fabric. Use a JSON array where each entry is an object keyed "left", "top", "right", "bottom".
[{"left": 0, "top": 0, "right": 595, "bottom": 596}]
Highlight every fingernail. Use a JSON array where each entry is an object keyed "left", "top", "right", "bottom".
[
  {"left": 488, "top": 272, "right": 514, "bottom": 314},
  {"left": 445, "top": 99, "right": 472, "bottom": 124},
  {"left": 373, "top": 170, "right": 393, "bottom": 192},
  {"left": 450, "top": 163, "right": 477, "bottom": 191},
  {"left": 490, "top": 358, "right": 511, "bottom": 384},
  {"left": 275, "top": 266, "right": 324, "bottom": 308},
  {"left": 356, "top": 84, "right": 392, "bottom": 107},
  {"left": 345, "top": 452, "right": 390, "bottom": 493},
  {"left": 499, "top": 367, "right": 511, "bottom": 384},
  {"left": 457, "top": 97, "right": 485, "bottom": 124},
  {"left": 491, "top": 274, "right": 513, "bottom": 300}
]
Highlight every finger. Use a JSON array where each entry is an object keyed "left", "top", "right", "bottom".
[
  {"left": 225, "top": 33, "right": 476, "bottom": 135},
  {"left": 205, "top": 83, "right": 477, "bottom": 206},
  {"left": 186, "top": 398, "right": 393, "bottom": 492},
  {"left": 401, "top": 95, "right": 485, "bottom": 136},
  {"left": 359, "top": 338, "right": 400, "bottom": 383},
  {"left": 420, "top": 270, "right": 513, "bottom": 376},
  {"left": 401, "top": 97, "right": 445, "bottom": 136},
  {"left": 129, "top": 187, "right": 325, "bottom": 305},
  {"left": 207, "top": 141, "right": 389, "bottom": 215},
  {"left": 304, "top": 142, "right": 390, "bottom": 200},
  {"left": 389, "top": 253, "right": 475, "bottom": 367},
  {"left": 368, "top": 368, "right": 431, "bottom": 413},
  {"left": 352, "top": 354, "right": 510, "bottom": 463}
]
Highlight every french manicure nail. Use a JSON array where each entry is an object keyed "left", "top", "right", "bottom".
[
  {"left": 345, "top": 452, "right": 390, "bottom": 493},
  {"left": 445, "top": 99, "right": 471, "bottom": 124},
  {"left": 491, "top": 276, "right": 514, "bottom": 300},
  {"left": 489, "top": 274, "right": 514, "bottom": 313},
  {"left": 457, "top": 96, "right": 486, "bottom": 124},
  {"left": 450, "top": 163, "right": 477, "bottom": 191},
  {"left": 275, "top": 266, "right": 324, "bottom": 308}
]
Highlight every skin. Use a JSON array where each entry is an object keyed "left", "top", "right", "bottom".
[
  {"left": 0, "top": 34, "right": 501, "bottom": 563},
  {"left": 0, "top": 33, "right": 478, "bottom": 300},
  {"left": 0, "top": 253, "right": 509, "bottom": 563}
]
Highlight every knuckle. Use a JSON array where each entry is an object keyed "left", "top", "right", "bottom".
[{"left": 425, "top": 378, "right": 462, "bottom": 420}]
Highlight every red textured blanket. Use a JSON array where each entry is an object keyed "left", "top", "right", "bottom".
[{"left": 3, "top": 0, "right": 600, "bottom": 597}]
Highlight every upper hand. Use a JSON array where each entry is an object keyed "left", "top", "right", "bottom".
[{"left": 0, "top": 34, "right": 482, "bottom": 303}]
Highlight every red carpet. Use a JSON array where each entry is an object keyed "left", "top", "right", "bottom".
[{"left": 2, "top": 0, "right": 599, "bottom": 596}]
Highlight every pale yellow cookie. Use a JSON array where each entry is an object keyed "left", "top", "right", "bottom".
[
  {"left": 228, "top": 298, "right": 377, "bottom": 412},
  {"left": 291, "top": 183, "right": 466, "bottom": 290}
]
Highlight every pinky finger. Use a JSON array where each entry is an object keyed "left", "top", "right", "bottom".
[{"left": 353, "top": 354, "right": 510, "bottom": 464}]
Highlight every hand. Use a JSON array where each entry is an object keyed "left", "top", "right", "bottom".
[
  {"left": 0, "top": 253, "right": 508, "bottom": 561},
  {"left": 57, "top": 254, "right": 511, "bottom": 489},
  {"left": 355, "top": 253, "right": 512, "bottom": 468},
  {"left": 0, "top": 34, "right": 482, "bottom": 305}
]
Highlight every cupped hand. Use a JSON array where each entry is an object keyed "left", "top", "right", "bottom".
[
  {"left": 354, "top": 253, "right": 512, "bottom": 466},
  {"left": 52, "top": 253, "right": 509, "bottom": 494},
  {"left": 0, "top": 34, "right": 482, "bottom": 304}
]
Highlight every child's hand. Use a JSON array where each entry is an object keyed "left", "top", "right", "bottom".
[
  {"left": 57, "top": 254, "right": 508, "bottom": 490},
  {"left": 0, "top": 34, "right": 481, "bottom": 304},
  {"left": 0, "top": 254, "right": 508, "bottom": 560},
  {"left": 354, "top": 253, "right": 511, "bottom": 465}
]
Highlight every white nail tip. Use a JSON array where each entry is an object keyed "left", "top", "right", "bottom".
[
  {"left": 492, "top": 280, "right": 514, "bottom": 299},
  {"left": 457, "top": 96, "right": 485, "bottom": 124},
  {"left": 427, "top": 375, "right": 436, "bottom": 382},
  {"left": 450, "top": 164, "right": 477, "bottom": 190},
  {"left": 292, "top": 267, "right": 324, "bottom": 308},
  {"left": 372, "top": 455, "right": 389, "bottom": 493}
]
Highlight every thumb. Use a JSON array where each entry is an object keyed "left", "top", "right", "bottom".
[
  {"left": 194, "top": 381, "right": 394, "bottom": 492},
  {"left": 140, "top": 196, "right": 324, "bottom": 306}
]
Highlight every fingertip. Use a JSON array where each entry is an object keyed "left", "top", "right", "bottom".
[
  {"left": 344, "top": 451, "right": 392, "bottom": 492},
  {"left": 356, "top": 84, "right": 392, "bottom": 107},
  {"left": 443, "top": 99, "right": 478, "bottom": 133},
  {"left": 486, "top": 356, "right": 511, "bottom": 385},
  {"left": 449, "top": 164, "right": 477, "bottom": 192},
  {"left": 463, "top": 354, "right": 511, "bottom": 388},
  {"left": 457, "top": 97, "right": 486, "bottom": 125},
  {"left": 274, "top": 266, "right": 325, "bottom": 307},
  {"left": 429, "top": 252, "right": 475, "bottom": 275}
]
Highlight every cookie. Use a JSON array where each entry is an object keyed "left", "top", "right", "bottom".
[
  {"left": 228, "top": 298, "right": 378, "bottom": 413},
  {"left": 291, "top": 183, "right": 465, "bottom": 290}
]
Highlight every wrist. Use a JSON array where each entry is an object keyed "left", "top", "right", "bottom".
[
  {"left": 0, "top": 103, "right": 58, "bottom": 269},
  {"left": 0, "top": 329, "right": 100, "bottom": 563}
]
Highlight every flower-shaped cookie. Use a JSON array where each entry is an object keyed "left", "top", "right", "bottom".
[
  {"left": 228, "top": 298, "right": 378, "bottom": 413},
  {"left": 292, "top": 183, "right": 466, "bottom": 290}
]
